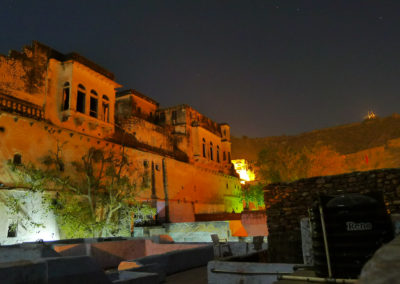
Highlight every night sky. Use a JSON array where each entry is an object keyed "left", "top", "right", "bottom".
[{"left": 1, "top": 1, "right": 399, "bottom": 138}]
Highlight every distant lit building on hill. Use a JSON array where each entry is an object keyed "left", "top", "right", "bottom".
[{"left": 232, "top": 159, "right": 255, "bottom": 184}]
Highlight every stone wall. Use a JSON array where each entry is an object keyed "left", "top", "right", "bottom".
[
  {"left": 264, "top": 168, "right": 400, "bottom": 263},
  {"left": 0, "top": 112, "right": 242, "bottom": 243},
  {"left": 0, "top": 42, "right": 48, "bottom": 102},
  {"left": 0, "top": 190, "right": 60, "bottom": 245},
  {"left": 119, "top": 116, "right": 173, "bottom": 152},
  {"left": 0, "top": 41, "right": 242, "bottom": 243}
]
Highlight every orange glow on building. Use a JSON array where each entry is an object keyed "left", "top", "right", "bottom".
[{"left": 0, "top": 41, "right": 243, "bottom": 243}]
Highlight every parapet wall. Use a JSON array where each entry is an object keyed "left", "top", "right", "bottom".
[
  {"left": 264, "top": 168, "right": 400, "bottom": 262},
  {"left": 0, "top": 42, "right": 48, "bottom": 101}
]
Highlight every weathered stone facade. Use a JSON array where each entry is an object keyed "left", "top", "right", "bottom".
[
  {"left": 264, "top": 168, "right": 400, "bottom": 262},
  {"left": 0, "top": 41, "right": 242, "bottom": 244}
]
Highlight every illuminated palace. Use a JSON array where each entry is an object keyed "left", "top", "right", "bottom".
[{"left": 0, "top": 41, "right": 242, "bottom": 244}]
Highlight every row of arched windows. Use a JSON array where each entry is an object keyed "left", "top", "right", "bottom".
[
  {"left": 62, "top": 83, "right": 110, "bottom": 123},
  {"left": 202, "top": 138, "right": 230, "bottom": 163}
]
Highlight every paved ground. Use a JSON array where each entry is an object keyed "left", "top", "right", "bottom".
[{"left": 165, "top": 266, "right": 208, "bottom": 284}]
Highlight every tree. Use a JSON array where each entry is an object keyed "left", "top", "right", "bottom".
[
  {"left": 9, "top": 145, "right": 155, "bottom": 238},
  {"left": 240, "top": 183, "right": 265, "bottom": 210},
  {"left": 256, "top": 143, "right": 347, "bottom": 184},
  {"left": 257, "top": 145, "right": 309, "bottom": 183},
  {"left": 307, "top": 145, "right": 345, "bottom": 177}
]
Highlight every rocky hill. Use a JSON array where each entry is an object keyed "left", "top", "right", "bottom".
[{"left": 232, "top": 113, "right": 400, "bottom": 162}]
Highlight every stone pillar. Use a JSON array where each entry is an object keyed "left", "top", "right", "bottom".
[
  {"left": 162, "top": 158, "right": 170, "bottom": 223},
  {"left": 151, "top": 161, "right": 157, "bottom": 200}
]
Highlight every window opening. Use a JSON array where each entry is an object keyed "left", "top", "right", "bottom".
[
  {"left": 76, "top": 84, "right": 86, "bottom": 114},
  {"left": 172, "top": 110, "right": 177, "bottom": 124},
  {"left": 228, "top": 152, "right": 231, "bottom": 161},
  {"left": 13, "top": 154, "right": 21, "bottom": 165},
  {"left": 223, "top": 151, "right": 226, "bottom": 161},
  {"left": 62, "top": 82, "right": 70, "bottom": 111},
  {"left": 217, "top": 146, "right": 220, "bottom": 163},
  {"left": 90, "top": 90, "right": 98, "bottom": 118},
  {"left": 210, "top": 142, "right": 213, "bottom": 161},
  {"left": 159, "top": 112, "right": 166, "bottom": 122},
  {"left": 202, "top": 138, "right": 206, "bottom": 158},
  {"left": 7, "top": 220, "right": 17, "bottom": 238},
  {"left": 102, "top": 95, "right": 110, "bottom": 122}
]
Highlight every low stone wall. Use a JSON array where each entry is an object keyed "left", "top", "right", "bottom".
[
  {"left": 165, "top": 222, "right": 231, "bottom": 242},
  {"left": 122, "top": 245, "right": 214, "bottom": 277},
  {"left": 53, "top": 239, "right": 207, "bottom": 269},
  {"left": 194, "top": 211, "right": 268, "bottom": 236},
  {"left": 134, "top": 217, "right": 268, "bottom": 243},
  {"left": 264, "top": 168, "right": 400, "bottom": 263},
  {"left": 0, "top": 256, "right": 112, "bottom": 284},
  {"left": 241, "top": 210, "right": 268, "bottom": 236}
]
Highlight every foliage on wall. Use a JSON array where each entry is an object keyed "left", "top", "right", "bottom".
[
  {"left": 7, "top": 144, "right": 156, "bottom": 239},
  {"left": 240, "top": 183, "right": 265, "bottom": 210}
]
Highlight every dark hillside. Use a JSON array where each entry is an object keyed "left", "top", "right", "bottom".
[{"left": 232, "top": 114, "right": 400, "bottom": 161}]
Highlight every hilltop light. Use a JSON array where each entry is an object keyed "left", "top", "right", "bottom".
[
  {"left": 232, "top": 159, "right": 255, "bottom": 184},
  {"left": 365, "top": 110, "right": 376, "bottom": 120}
]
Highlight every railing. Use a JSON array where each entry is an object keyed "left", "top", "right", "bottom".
[{"left": 0, "top": 92, "right": 44, "bottom": 120}]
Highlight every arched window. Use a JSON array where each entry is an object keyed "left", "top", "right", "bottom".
[
  {"left": 202, "top": 138, "right": 206, "bottom": 158},
  {"left": 159, "top": 112, "right": 166, "bottom": 122},
  {"left": 62, "top": 82, "right": 70, "bottom": 111},
  {"left": 90, "top": 90, "right": 98, "bottom": 118},
  {"left": 76, "top": 84, "right": 86, "bottom": 114},
  {"left": 217, "top": 146, "right": 220, "bottom": 163},
  {"left": 102, "top": 95, "right": 110, "bottom": 122},
  {"left": 210, "top": 142, "right": 213, "bottom": 161},
  {"left": 171, "top": 110, "right": 177, "bottom": 124},
  {"left": 223, "top": 151, "right": 226, "bottom": 161},
  {"left": 228, "top": 152, "right": 231, "bottom": 162}
]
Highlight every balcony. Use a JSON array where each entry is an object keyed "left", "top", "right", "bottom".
[
  {"left": 61, "top": 109, "right": 114, "bottom": 135},
  {"left": 0, "top": 92, "right": 44, "bottom": 120}
]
